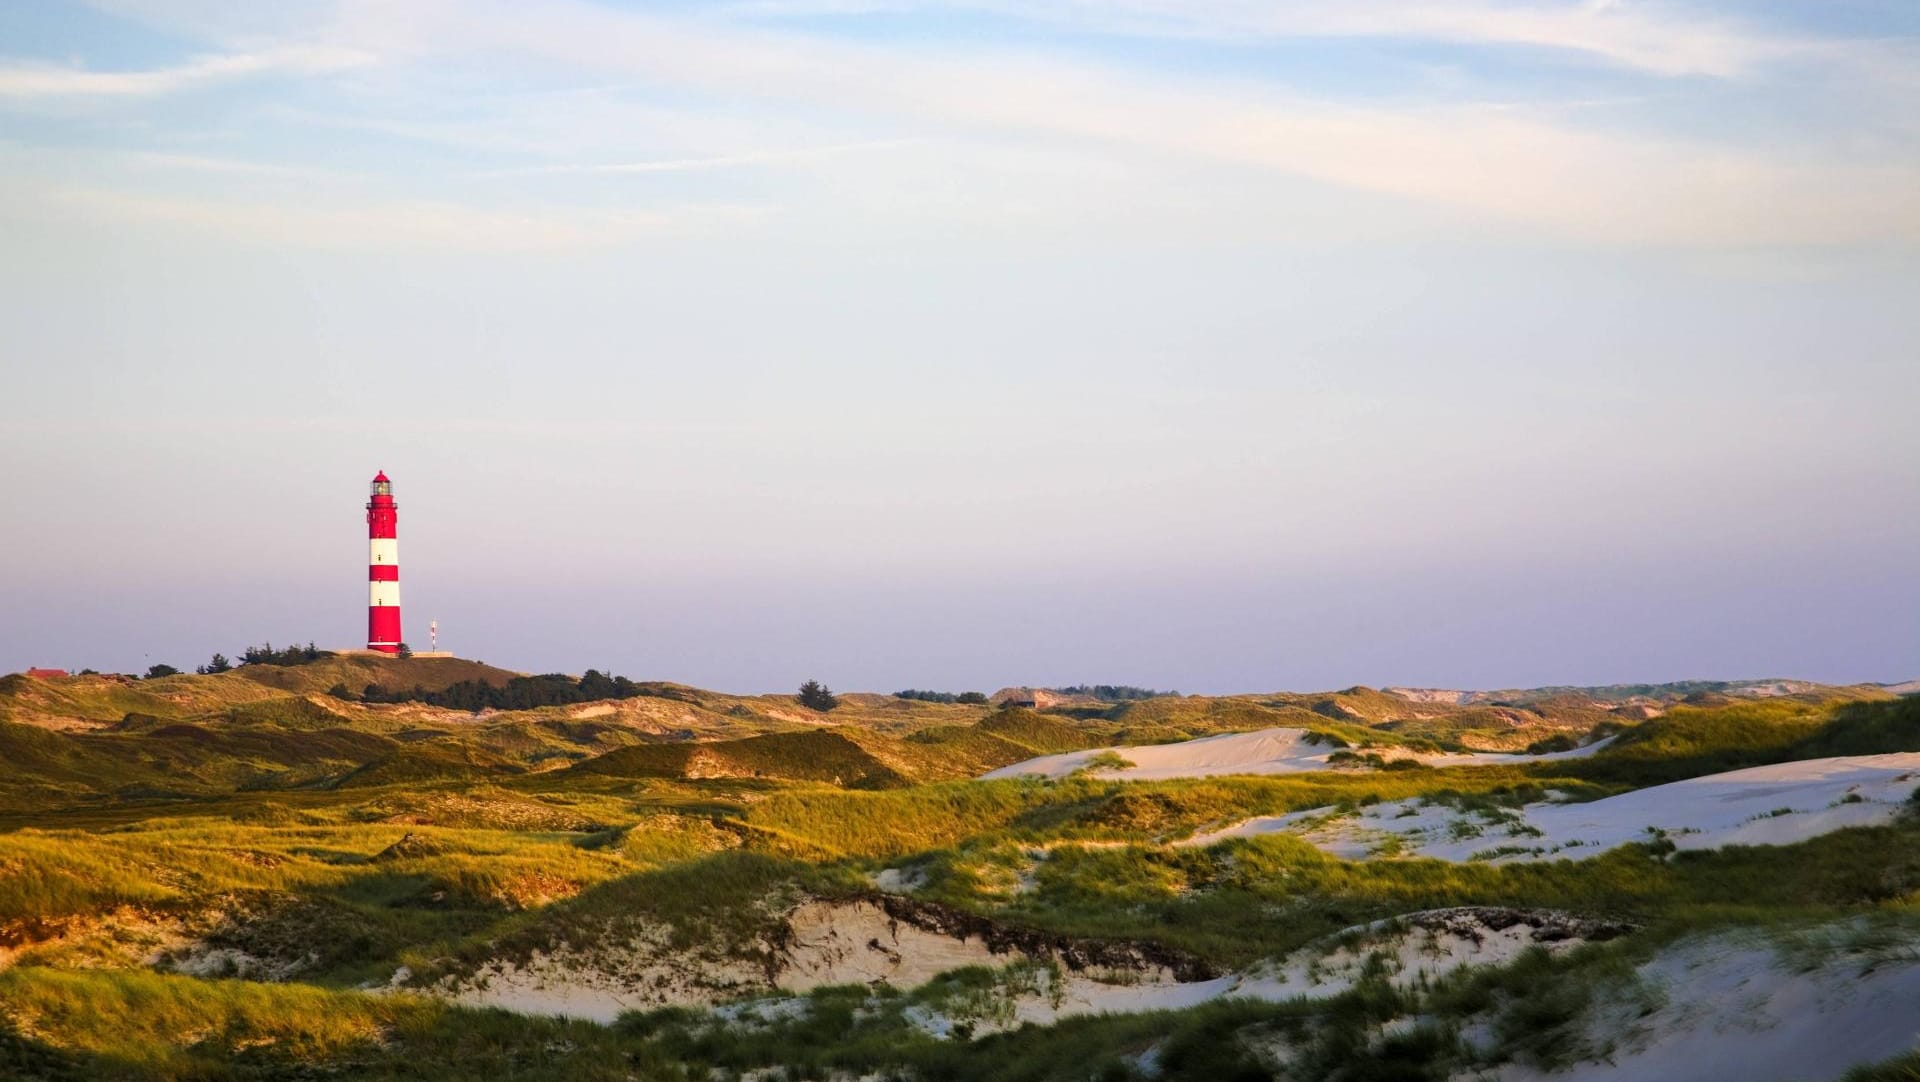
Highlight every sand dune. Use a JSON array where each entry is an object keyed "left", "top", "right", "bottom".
[
  {"left": 1490, "top": 931, "right": 1920, "bottom": 1082},
  {"left": 1185, "top": 753, "right": 1920, "bottom": 862},
  {"left": 980, "top": 725, "right": 1609, "bottom": 782}
]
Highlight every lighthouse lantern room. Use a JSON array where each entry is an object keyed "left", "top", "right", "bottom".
[{"left": 366, "top": 471, "right": 403, "bottom": 654}]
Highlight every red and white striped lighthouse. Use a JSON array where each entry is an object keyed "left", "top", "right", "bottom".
[{"left": 365, "top": 471, "right": 402, "bottom": 654}]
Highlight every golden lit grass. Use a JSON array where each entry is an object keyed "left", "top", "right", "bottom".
[
  {"left": 0, "top": 671, "right": 287, "bottom": 726},
  {"left": 0, "top": 815, "right": 640, "bottom": 925},
  {"left": 0, "top": 966, "right": 419, "bottom": 1071},
  {"left": 738, "top": 768, "right": 1601, "bottom": 860}
]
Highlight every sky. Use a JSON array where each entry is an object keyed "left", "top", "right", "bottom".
[{"left": 0, "top": 0, "right": 1916, "bottom": 694}]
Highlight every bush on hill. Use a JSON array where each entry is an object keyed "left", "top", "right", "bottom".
[
  {"left": 362, "top": 669, "right": 657, "bottom": 712},
  {"left": 240, "top": 643, "right": 331, "bottom": 667},
  {"left": 143, "top": 664, "right": 180, "bottom": 679},
  {"left": 896, "top": 689, "right": 990, "bottom": 705},
  {"left": 798, "top": 680, "right": 840, "bottom": 712}
]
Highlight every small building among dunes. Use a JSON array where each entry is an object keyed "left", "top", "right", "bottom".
[{"left": 990, "top": 687, "right": 1063, "bottom": 709}]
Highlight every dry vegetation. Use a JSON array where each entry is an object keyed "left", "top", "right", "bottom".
[{"left": 2, "top": 661, "right": 1916, "bottom": 1080}]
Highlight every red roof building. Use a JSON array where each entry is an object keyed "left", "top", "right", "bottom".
[{"left": 26, "top": 668, "right": 68, "bottom": 679}]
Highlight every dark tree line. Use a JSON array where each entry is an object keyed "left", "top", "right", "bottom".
[
  {"left": 358, "top": 669, "right": 665, "bottom": 712},
  {"left": 1049, "top": 684, "right": 1175, "bottom": 702},
  {"left": 894, "top": 689, "right": 989, "bottom": 705},
  {"left": 240, "top": 642, "right": 331, "bottom": 667}
]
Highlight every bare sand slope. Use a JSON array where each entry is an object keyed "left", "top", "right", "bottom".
[
  {"left": 981, "top": 725, "right": 1610, "bottom": 781},
  {"left": 1188, "top": 753, "right": 1920, "bottom": 862},
  {"left": 1486, "top": 930, "right": 1920, "bottom": 1082},
  {"left": 441, "top": 893, "right": 1920, "bottom": 1082},
  {"left": 443, "top": 901, "right": 1598, "bottom": 1027}
]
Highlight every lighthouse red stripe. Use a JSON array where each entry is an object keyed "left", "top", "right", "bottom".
[{"left": 366, "top": 472, "right": 402, "bottom": 654}]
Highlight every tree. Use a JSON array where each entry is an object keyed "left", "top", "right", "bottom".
[
  {"left": 579, "top": 669, "right": 618, "bottom": 700},
  {"left": 397, "top": 643, "right": 414, "bottom": 659},
  {"left": 238, "top": 642, "right": 333, "bottom": 667},
  {"left": 956, "top": 691, "right": 989, "bottom": 705},
  {"left": 326, "top": 682, "right": 356, "bottom": 701},
  {"left": 798, "top": 679, "right": 839, "bottom": 712},
  {"left": 144, "top": 664, "right": 180, "bottom": 679},
  {"left": 197, "top": 653, "right": 232, "bottom": 675}
]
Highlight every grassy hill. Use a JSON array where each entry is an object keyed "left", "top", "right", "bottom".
[
  {"left": 567, "top": 711, "right": 1118, "bottom": 788},
  {"left": 7, "top": 660, "right": 1899, "bottom": 813},
  {"left": 234, "top": 654, "right": 524, "bottom": 696},
  {"left": 3, "top": 663, "right": 1920, "bottom": 1080}
]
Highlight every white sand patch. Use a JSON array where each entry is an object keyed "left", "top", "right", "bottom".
[
  {"left": 1192, "top": 754, "right": 1920, "bottom": 863},
  {"left": 1384, "top": 688, "right": 1475, "bottom": 705},
  {"left": 1226, "top": 909, "right": 1597, "bottom": 1001},
  {"left": 780, "top": 900, "right": 1017, "bottom": 992},
  {"left": 933, "top": 908, "right": 1612, "bottom": 1033},
  {"left": 447, "top": 925, "right": 768, "bottom": 1023},
  {"left": 1486, "top": 931, "right": 1920, "bottom": 1082},
  {"left": 871, "top": 866, "right": 928, "bottom": 893},
  {"left": 981, "top": 727, "right": 1336, "bottom": 780},
  {"left": 443, "top": 896, "right": 1596, "bottom": 1032},
  {"left": 166, "top": 945, "right": 318, "bottom": 982},
  {"left": 981, "top": 727, "right": 1612, "bottom": 782},
  {"left": 446, "top": 900, "right": 1025, "bottom": 1023},
  {"left": 451, "top": 956, "right": 653, "bottom": 1023}
]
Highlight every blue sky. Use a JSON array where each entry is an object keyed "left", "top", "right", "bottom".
[{"left": 1, "top": 1, "right": 1915, "bottom": 692}]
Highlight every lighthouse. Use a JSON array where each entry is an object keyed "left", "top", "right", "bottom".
[{"left": 366, "top": 471, "right": 402, "bottom": 654}]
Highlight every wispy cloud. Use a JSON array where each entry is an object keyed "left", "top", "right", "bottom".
[
  {"left": 14, "top": 0, "right": 1919, "bottom": 248},
  {"left": 355, "top": 1, "right": 1918, "bottom": 246},
  {"left": 0, "top": 44, "right": 371, "bottom": 98},
  {"left": 493, "top": 138, "right": 924, "bottom": 176},
  {"left": 722, "top": 0, "right": 1800, "bottom": 78}
]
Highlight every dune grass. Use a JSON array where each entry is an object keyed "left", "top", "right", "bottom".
[
  {"left": 0, "top": 966, "right": 415, "bottom": 1074},
  {"left": 3, "top": 683, "right": 1919, "bottom": 1079}
]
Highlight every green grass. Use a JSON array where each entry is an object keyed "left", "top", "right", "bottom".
[
  {"left": 3, "top": 679, "right": 1918, "bottom": 1079},
  {"left": 1554, "top": 694, "right": 1920, "bottom": 789},
  {"left": 0, "top": 967, "right": 416, "bottom": 1075}
]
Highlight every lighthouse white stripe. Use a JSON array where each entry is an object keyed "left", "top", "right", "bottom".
[
  {"left": 369, "top": 581, "right": 402, "bottom": 608},
  {"left": 369, "top": 538, "right": 398, "bottom": 564}
]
